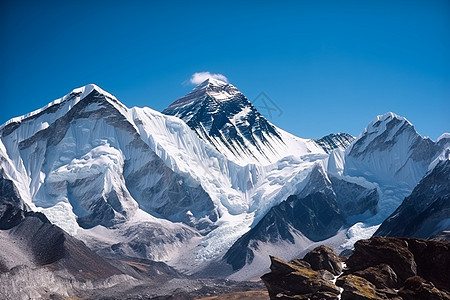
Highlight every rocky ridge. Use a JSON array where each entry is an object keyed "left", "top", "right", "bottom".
[{"left": 262, "top": 236, "right": 450, "bottom": 300}]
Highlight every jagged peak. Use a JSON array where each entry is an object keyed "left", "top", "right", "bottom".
[
  {"left": 347, "top": 112, "right": 421, "bottom": 157},
  {"left": 193, "top": 77, "right": 230, "bottom": 90},
  {"left": 366, "top": 112, "right": 412, "bottom": 131},
  {"left": 0, "top": 84, "right": 121, "bottom": 131},
  {"left": 437, "top": 133, "right": 450, "bottom": 143},
  {"left": 186, "top": 78, "right": 241, "bottom": 102},
  {"left": 69, "top": 83, "right": 119, "bottom": 102}
]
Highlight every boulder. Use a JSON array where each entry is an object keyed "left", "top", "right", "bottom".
[
  {"left": 345, "top": 237, "right": 417, "bottom": 283},
  {"left": 262, "top": 237, "right": 450, "bottom": 300},
  {"left": 336, "top": 274, "right": 389, "bottom": 300},
  {"left": 398, "top": 276, "right": 450, "bottom": 300},
  {"left": 353, "top": 264, "right": 398, "bottom": 290},
  {"left": 262, "top": 256, "right": 340, "bottom": 300},
  {"left": 303, "top": 245, "right": 343, "bottom": 276},
  {"left": 406, "top": 238, "right": 450, "bottom": 291}
]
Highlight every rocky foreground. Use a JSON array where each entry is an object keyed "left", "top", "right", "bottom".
[{"left": 262, "top": 236, "right": 450, "bottom": 300}]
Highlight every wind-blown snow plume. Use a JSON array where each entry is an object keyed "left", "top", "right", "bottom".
[{"left": 189, "top": 72, "right": 229, "bottom": 85}]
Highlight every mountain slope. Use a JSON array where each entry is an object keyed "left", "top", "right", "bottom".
[
  {"left": 375, "top": 158, "right": 450, "bottom": 239},
  {"left": 224, "top": 164, "right": 378, "bottom": 272},
  {"left": 224, "top": 112, "right": 448, "bottom": 278},
  {"left": 0, "top": 83, "right": 330, "bottom": 268},
  {"left": 315, "top": 132, "right": 355, "bottom": 154},
  {"left": 163, "top": 78, "right": 324, "bottom": 165},
  {"left": 343, "top": 112, "right": 441, "bottom": 188},
  {"left": 1, "top": 82, "right": 448, "bottom": 281}
]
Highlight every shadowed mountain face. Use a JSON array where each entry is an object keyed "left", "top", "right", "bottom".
[
  {"left": 163, "top": 78, "right": 282, "bottom": 161},
  {"left": 315, "top": 133, "right": 355, "bottom": 154},
  {"left": 224, "top": 165, "right": 379, "bottom": 271},
  {"left": 163, "top": 78, "right": 325, "bottom": 165},
  {"left": 376, "top": 159, "right": 450, "bottom": 239},
  {"left": 0, "top": 176, "right": 123, "bottom": 280}
]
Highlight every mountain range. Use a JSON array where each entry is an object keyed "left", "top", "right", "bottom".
[{"left": 0, "top": 78, "right": 448, "bottom": 296}]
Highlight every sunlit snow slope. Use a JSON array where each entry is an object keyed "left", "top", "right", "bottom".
[
  {"left": 1, "top": 83, "right": 447, "bottom": 279},
  {"left": 0, "top": 83, "right": 328, "bottom": 267}
]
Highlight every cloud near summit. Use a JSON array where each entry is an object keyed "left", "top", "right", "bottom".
[{"left": 189, "top": 72, "right": 229, "bottom": 85}]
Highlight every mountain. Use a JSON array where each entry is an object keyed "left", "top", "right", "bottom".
[
  {"left": 340, "top": 112, "right": 441, "bottom": 189},
  {"left": 224, "top": 112, "right": 448, "bottom": 278},
  {"left": 1, "top": 81, "right": 448, "bottom": 285},
  {"left": 315, "top": 132, "right": 355, "bottom": 154},
  {"left": 163, "top": 78, "right": 325, "bottom": 165},
  {"left": 375, "top": 157, "right": 450, "bottom": 239},
  {"left": 0, "top": 84, "right": 217, "bottom": 262},
  {"left": 224, "top": 164, "right": 379, "bottom": 272},
  {"left": 0, "top": 83, "right": 330, "bottom": 271}
]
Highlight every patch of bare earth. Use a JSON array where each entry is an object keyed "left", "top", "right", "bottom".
[{"left": 195, "top": 290, "right": 269, "bottom": 300}]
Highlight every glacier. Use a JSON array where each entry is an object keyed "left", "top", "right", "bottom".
[{"left": 0, "top": 82, "right": 448, "bottom": 278}]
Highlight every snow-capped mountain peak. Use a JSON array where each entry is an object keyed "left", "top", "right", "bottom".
[
  {"left": 0, "top": 83, "right": 123, "bottom": 134},
  {"left": 193, "top": 77, "right": 232, "bottom": 90},
  {"left": 347, "top": 112, "right": 416, "bottom": 157},
  {"left": 163, "top": 80, "right": 324, "bottom": 165},
  {"left": 340, "top": 111, "right": 443, "bottom": 190}
]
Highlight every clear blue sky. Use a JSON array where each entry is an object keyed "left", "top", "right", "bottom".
[{"left": 1, "top": 0, "right": 449, "bottom": 140}]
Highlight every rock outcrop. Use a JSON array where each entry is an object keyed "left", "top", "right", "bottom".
[
  {"left": 262, "top": 237, "right": 450, "bottom": 300},
  {"left": 261, "top": 255, "right": 341, "bottom": 300}
]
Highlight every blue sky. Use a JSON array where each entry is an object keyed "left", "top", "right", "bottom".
[{"left": 1, "top": 0, "right": 449, "bottom": 140}]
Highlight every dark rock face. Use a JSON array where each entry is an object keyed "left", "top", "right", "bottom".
[
  {"left": 315, "top": 133, "right": 355, "bottom": 154},
  {"left": 0, "top": 201, "right": 123, "bottom": 280},
  {"left": 353, "top": 264, "right": 398, "bottom": 290},
  {"left": 0, "top": 204, "right": 25, "bottom": 230},
  {"left": 261, "top": 255, "right": 341, "bottom": 300},
  {"left": 303, "top": 245, "right": 343, "bottom": 276},
  {"left": 376, "top": 159, "right": 450, "bottom": 239},
  {"left": 346, "top": 237, "right": 450, "bottom": 290},
  {"left": 0, "top": 176, "right": 25, "bottom": 210},
  {"left": 398, "top": 276, "right": 450, "bottom": 300},
  {"left": 163, "top": 79, "right": 283, "bottom": 161},
  {"left": 262, "top": 237, "right": 450, "bottom": 300},
  {"left": 345, "top": 237, "right": 417, "bottom": 283}
]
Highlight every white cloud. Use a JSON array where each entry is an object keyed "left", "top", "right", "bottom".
[{"left": 189, "top": 72, "right": 229, "bottom": 85}]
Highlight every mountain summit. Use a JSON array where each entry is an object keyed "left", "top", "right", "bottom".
[{"left": 163, "top": 79, "right": 325, "bottom": 165}]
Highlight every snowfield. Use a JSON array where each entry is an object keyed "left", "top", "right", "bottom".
[{"left": 1, "top": 82, "right": 448, "bottom": 278}]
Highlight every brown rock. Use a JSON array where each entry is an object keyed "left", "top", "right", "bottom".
[
  {"left": 353, "top": 264, "right": 398, "bottom": 289},
  {"left": 262, "top": 256, "right": 340, "bottom": 300},
  {"left": 406, "top": 238, "right": 450, "bottom": 291},
  {"left": 398, "top": 276, "right": 450, "bottom": 300},
  {"left": 268, "top": 255, "right": 300, "bottom": 275},
  {"left": 337, "top": 274, "right": 388, "bottom": 300},
  {"left": 304, "top": 245, "right": 343, "bottom": 276},
  {"left": 289, "top": 258, "right": 312, "bottom": 269},
  {"left": 345, "top": 237, "right": 417, "bottom": 283}
]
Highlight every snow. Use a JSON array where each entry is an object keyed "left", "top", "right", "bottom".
[
  {"left": 339, "top": 222, "right": 380, "bottom": 251},
  {"left": 229, "top": 229, "right": 348, "bottom": 281},
  {"left": 37, "top": 202, "right": 80, "bottom": 236},
  {"left": 164, "top": 78, "right": 326, "bottom": 166},
  {"left": 437, "top": 132, "right": 450, "bottom": 142},
  {"left": 1, "top": 83, "right": 447, "bottom": 276}
]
